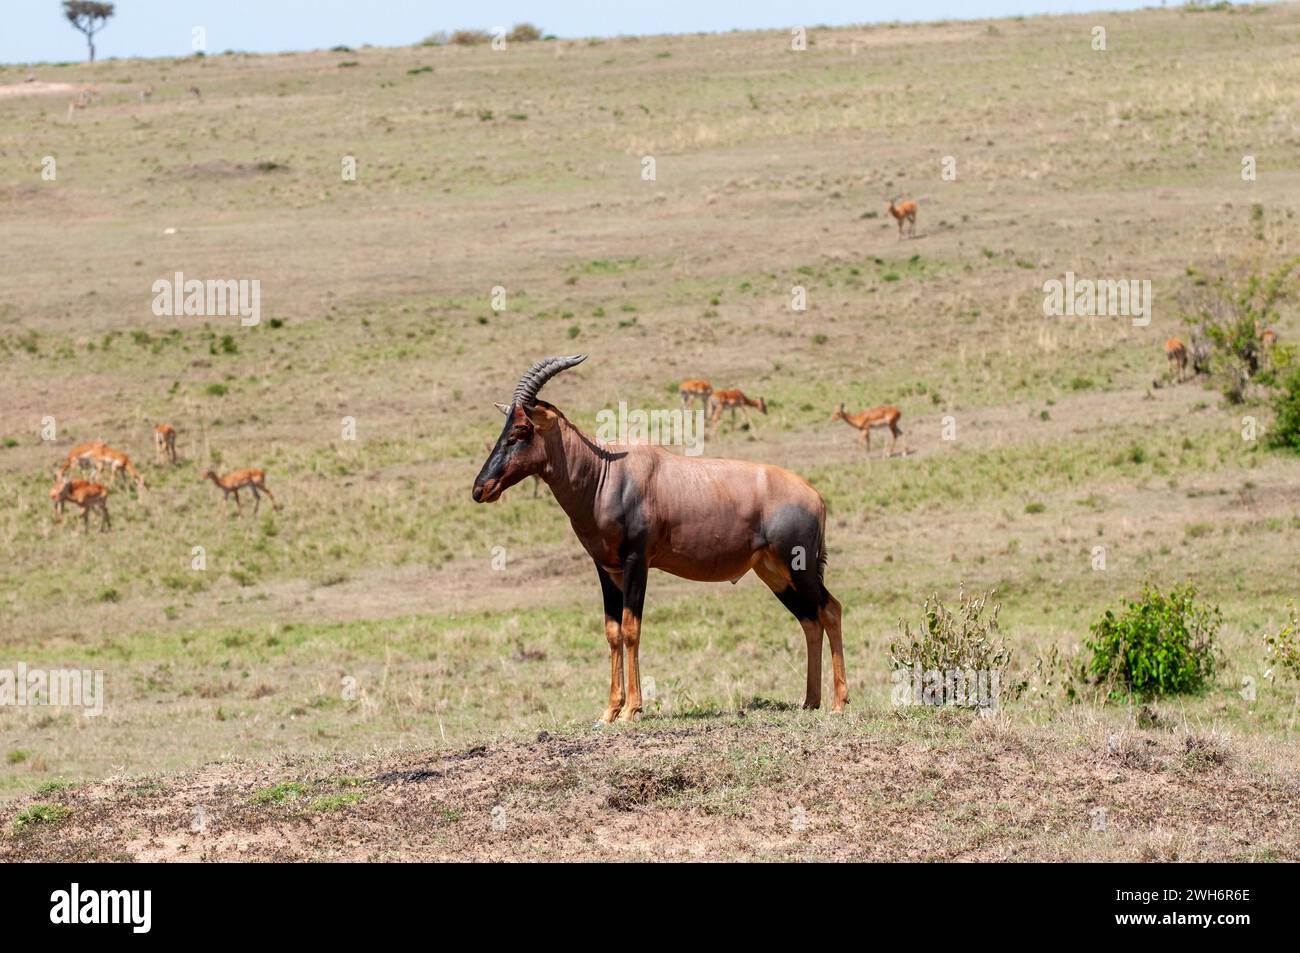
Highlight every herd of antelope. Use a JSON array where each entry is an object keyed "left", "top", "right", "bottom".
[
  {"left": 65, "top": 83, "right": 200, "bottom": 121},
  {"left": 47, "top": 423, "right": 279, "bottom": 533},
  {"left": 680, "top": 379, "right": 907, "bottom": 457}
]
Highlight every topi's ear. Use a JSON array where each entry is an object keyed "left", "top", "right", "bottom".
[
  {"left": 494, "top": 402, "right": 510, "bottom": 416},
  {"left": 521, "top": 402, "right": 559, "bottom": 432}
]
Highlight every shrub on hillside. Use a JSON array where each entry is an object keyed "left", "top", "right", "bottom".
[
  {"left": 1181, "top": 258, "right": 1295, "bottom": 404},
  {"left": 1264, "top": 603, "right": 1300, "bottom": 681},
  {"left": 1086, "top": 584, "right": 1220, "bottom": 697},
  {"left": 450, "top": 29, "right": 490, "bottom": 46},
  {"left": 889, "top": 588, "right": 1023, "bottom": 708},
  {"left": 1265, "top": 363, "right": 1300, "bottom": 451},
  {"left": 507, "top": 23, "right": 543, "bottom": 42}
]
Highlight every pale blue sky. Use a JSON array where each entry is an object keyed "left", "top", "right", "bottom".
[{"left": 5, "top": 0, "right": 1172, "bottom": 65}]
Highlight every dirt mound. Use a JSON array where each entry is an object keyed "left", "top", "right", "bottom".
[{"left": 3, "top": 712, "right": 1295, "bottom": 862}]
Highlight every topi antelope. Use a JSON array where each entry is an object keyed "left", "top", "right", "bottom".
[
  {"left": 831, "top": 402, "right": 904, "bottom": 457},
  {"left": 473, "top": 356, "right": 848, "bottom": 722},
  {"left": 1165, "top": 337, "right": 1189, "bottom": 382},
  {"left": 707, "top": 388, "right": 767, "bottom": 433},
  {"left": 679, "top": 378, "right": 712, "bottom": 409},
  {"left": 887, "top": 198, "right": 917, "bottom": 239}
]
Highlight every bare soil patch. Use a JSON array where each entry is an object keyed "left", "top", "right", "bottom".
[{"left": 0, "top": 81, "right": 82, "bottom": 100}]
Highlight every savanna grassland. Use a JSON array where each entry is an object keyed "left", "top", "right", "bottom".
[{"left": 1, "top": 4, "right": 1299, "bottom": 861}]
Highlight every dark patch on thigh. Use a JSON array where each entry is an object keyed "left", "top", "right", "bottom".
[{"left": 760, "top": 504, "right": 821, "bottom": 574}]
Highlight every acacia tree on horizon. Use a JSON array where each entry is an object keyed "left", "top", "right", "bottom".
[{"left": 63, "top": 0, "right": 115, "bottom": 63}]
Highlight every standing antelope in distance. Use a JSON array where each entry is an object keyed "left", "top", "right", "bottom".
[
  {"left": 188, "top": 85, "right": 202, "bottom": 100},
  {"left": 55, "top": 439, "right": 107, "bottom": 480},
  {"left": 139, "top": 85, "right": 153, "bottom": 103},
  {"left": 473, "top": 356, "right": 848, "bottom": 722},
  {"left": 88, "top": 445, "right": 146, "bottom": 493},
  {"left": 155, "top": 423, "right": 178, "bottom": 464},
  {"left": 52, "top": 478, "right": 111, "bottom": 532},
  {"left": 831, "top": 402, "right": 904, "bottom": 457},
  {"left": 202, "top": 468, "right": 279, "bottom": 515},
  {"left": 1165, "top": 337, "right": 1189, "bottom": 382},
  {"left": 887, "top": 198, "right": 917, "bottom": 239},
  {"left": 708, "top": 388, "right": 767, "bottom": 433},
  {"left": 679, "top": 378, "right": 713, "bottom": 409},
  {"left": 67, "top": 86, "right": 96, "bottom": 120}
]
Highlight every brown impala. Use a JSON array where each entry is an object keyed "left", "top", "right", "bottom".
[
  {"left": 52, "top": 478, "right": 111, "bottom": 532},
  {"left": 473, "top": 356, "right": 848, "bottom": 722},
  {"left": 831, "top": 402, "right": 904, "bottom": 457}
]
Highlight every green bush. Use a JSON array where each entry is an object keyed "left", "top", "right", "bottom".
[
  {"left": 1182, "top": 258, "right": 1295, "bottom": 403},
  {"left": 1265, "top": 362, "right": 1300, "bottom": 451},
  {"left": 889, "top": 588, "right": 1023, "bottom": 707},
  {"left": 1264, "top": 603, "right": 1300, "bottom": 681},
  {"left": 1086, "top": 584, "right": 1220, "bottom": 696}
]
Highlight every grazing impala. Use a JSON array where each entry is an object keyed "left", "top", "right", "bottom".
[
  {"left": 473, "top": 356, "right": 848, "bottom": 721},
  {"left": 88, "top": 445, "right": 146, "bottom": 492},
  {"left": 202, "top": 468, "right": 279, "bottom": 515},
  {"left": 887, "top": 198, "right": 918, "bottom": 239},
  {"left": 679, "top": 379, "right": 713, "bottom": 409},
  {"left": 55, "top": 440, "right": 107, "bottom": 480},
  {"left": 155, "top": 424, "right": 178, "bottom": 464},
  {"left": 1165, "top": 337, "right": 1189, "bottom": 382},
  {"left": 52, "top": 478, "right": 110, "bottom": 532},
  {"left": 708, "top": 388, "right": 767, "bottom": 433},
  {"left": 831, "top": 402, "right": 904, "bottom": 457}
]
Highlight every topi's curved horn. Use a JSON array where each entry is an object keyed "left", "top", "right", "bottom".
[{"left": 511, "top": 354, "right": 586, "bottom": 407}]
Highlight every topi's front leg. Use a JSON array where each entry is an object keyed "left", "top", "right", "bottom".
[
  {"left": 596, "top": 566, "right": 625, "bottom": 724},
  {"left": 618, "top": 552, "right": 648, "bottom": 721}
]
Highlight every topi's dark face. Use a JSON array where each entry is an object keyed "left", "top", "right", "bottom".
[
  {"left": 473, "top": 355, "right": 585, "bottom": 502},
  {"left": 472, "top": 403, "right": 546, "bottom": 503}
]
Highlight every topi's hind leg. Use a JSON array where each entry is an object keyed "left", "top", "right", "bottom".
[
  {"left": 754, "top": 555, "right": 824, "bottom": 710},
  {"left": 820, "top": 592, "right": 848, "bottom": 711}
]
